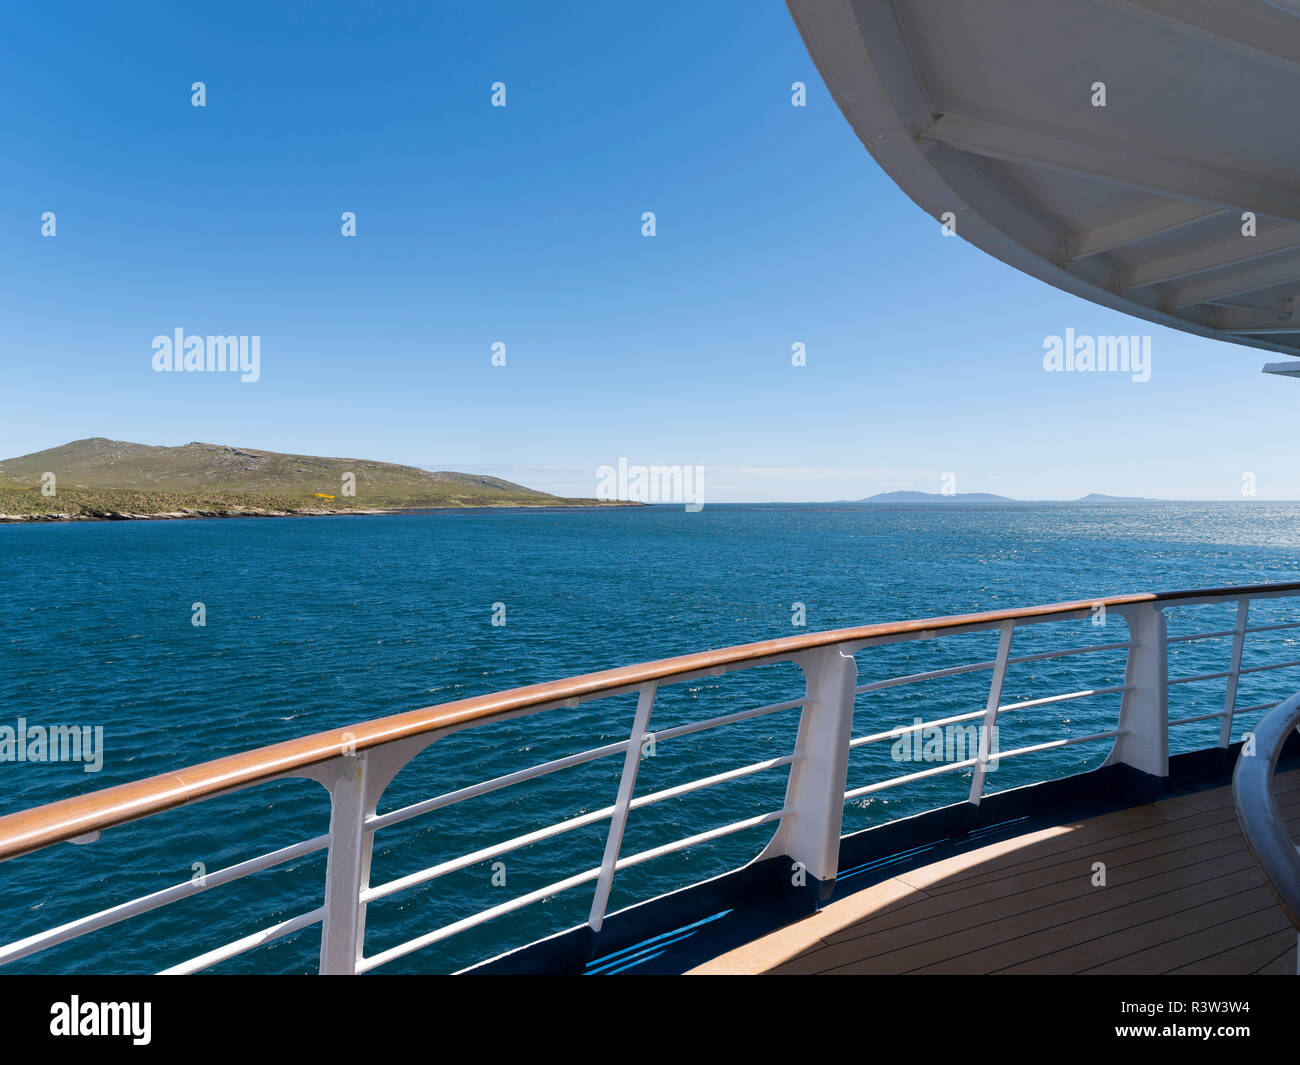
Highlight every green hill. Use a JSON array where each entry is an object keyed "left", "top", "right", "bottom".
[{"left": 0, "top": 438, "right": 610, "bottom": 517}]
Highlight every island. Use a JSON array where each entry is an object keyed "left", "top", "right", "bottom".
[{"left": 0, "top": 438, "right": 631, "bottom": 521}]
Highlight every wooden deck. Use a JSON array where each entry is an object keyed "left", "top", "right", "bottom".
[{"left": 691, "top": 770, "right": 1300, "bottom": 975}]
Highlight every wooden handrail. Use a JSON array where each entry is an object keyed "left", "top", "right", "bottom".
[{"left": 1, "top": 583, "right": 1296, "bottom": 863}]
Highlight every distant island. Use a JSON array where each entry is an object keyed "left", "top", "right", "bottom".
[
  {"left": 1073, "top": 493, "right": 1160, "bottom": 502},
  {"left": 0, "top": 438, "right": 629, "bottom": 522},
  {"left": 857, "top": 491, "right": 1015, "bottom": 503},
  {"left": 854, "top": 491, "right": 1162, "bottom": 503}
]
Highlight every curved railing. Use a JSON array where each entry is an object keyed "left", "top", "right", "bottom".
[
  {"left": 0, "top": 591, "right": 1162, "bottom": 864},
  {"left": 3, "top": 581, "right": 1300, "bottom": 974},
  {"left": 1232, "top": 691, "right": 1300, "bottom": 936}
]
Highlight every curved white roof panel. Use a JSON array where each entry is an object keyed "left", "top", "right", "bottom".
[{"left": 788, "top": 0, "right": 1300, "bottom": 367}]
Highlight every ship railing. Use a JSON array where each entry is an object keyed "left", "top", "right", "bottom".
[
  {"left": 1, "top": 581, "right": 1299, "bottom": 974},
  {"left": 1232, "top": 689, "right": 1300, "bottom": 974}
]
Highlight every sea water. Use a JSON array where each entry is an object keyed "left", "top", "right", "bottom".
[{"left": 2, "top": 503, "right": 1299, "bottom": 973}]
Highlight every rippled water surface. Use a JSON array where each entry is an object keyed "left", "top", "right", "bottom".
[{"left": 3, "top": 503, "right": 1300, "bottom": 973}]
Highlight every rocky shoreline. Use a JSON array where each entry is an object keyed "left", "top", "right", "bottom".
[
  {"left": 0, "top": 507, "right": 386, "bottom": 522},
  {"left": 0, "top": 502, "right": 636, "bottom": 523}
]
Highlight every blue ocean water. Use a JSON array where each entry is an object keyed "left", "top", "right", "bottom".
[{"left": 2, "top": 502, "right": 1300, "bottom": 973}]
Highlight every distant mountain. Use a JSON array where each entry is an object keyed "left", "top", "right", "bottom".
[
  {"left": 0, "top": 438, "right": 612, "bottom": 517},
  {"left": 1074, "top": 493, "right": 1159, "bottom": 502},
  {"left": 851, "top": 490, "right": 1167, "bottom": 503},
  {"left": 857, "top": 490, "right": 1015, "bottom": 503}
]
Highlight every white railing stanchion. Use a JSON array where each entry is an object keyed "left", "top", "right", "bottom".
[
  {"left": 1221, "top": 598, "right": 1250, "bottom": 748},
  {"left": 758, "top": 644, "right": 857, "bottom": 899},
  {"left": 318, "top": 754, "right": 373, "bottom": 975},
  {"left": 1108, "top": 602, "right": 1169, "bottom": 794},
  {"left": 588, "top": 682, "right": 656, "bottom": 933},
  {"left": 967, "top": 621, "right": 1015, "bottom": 812}
]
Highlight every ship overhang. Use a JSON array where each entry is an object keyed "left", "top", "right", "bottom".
[{"left": 788, "top": 0, "right": 1300, "bottom": 368}]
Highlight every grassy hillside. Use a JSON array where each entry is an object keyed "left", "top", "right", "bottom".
[
  {"left": 0, "top": 480, "right": 348, "bottom": 520},
  {"left": 0, "top": 439, "right": 613, "bottom": 517}
]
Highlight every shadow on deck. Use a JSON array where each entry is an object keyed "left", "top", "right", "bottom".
[{"left": 690, "top": 770, "right": 1300, "bottom": 975}]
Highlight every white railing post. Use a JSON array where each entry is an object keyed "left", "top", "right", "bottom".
[
  {"left": 318, "top": 753, "right": 373, "bottom": 975},
  {"left": 1220, "top": 597, "right": 1250, "bottom": 748},
  {"left": 588, "top": 682, "right": 656, "bottom": 933},
  {"left": 1108, "top": 601, "right": 1169, "bottom": 795},
  {"left": 967, "top": 621, "right": 1014, "bottom": 813},
  {"left": 757, "top": 644, "right": 857, "bottom": 898}
]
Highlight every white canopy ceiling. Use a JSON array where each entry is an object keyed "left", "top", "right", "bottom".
[{"left": 788, "top": 0, "right": 1300, "bottom": 373}]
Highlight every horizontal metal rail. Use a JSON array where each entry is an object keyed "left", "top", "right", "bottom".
[
  {"left": 856, "top": 659, "right": 998, "bottom": 693},
  {"left": 1167, "top": 629, "right": 1237, "bottom": 643},
  {"left": 854, "top": 640, "right": 1133, "bottom": 695},
  {"left": 850, "top": 685, "right": 1125, "bottom": 751},
  {"left": 852, "top": 708, "right": 987, "bottom": 748},
  {"left": 357, "top": 807, "right": 789, "bottom": 975},
  {"left": 993, "top": 730, "right": 1122, "bottom": 763},
  {"left": 996, "top": 685, "right": 1127, "bottom": 712},
  {"left": 356, "top": 866, "right": 603, "bottom": 974},
  {"left": 844, "top": 758, "right": 978, "bottom": 801},
  {"left": 1241, "top": 659, "right": 1300, "bottom": 675},
  {"left": 645, "top": 695, "right": 804, "bottom": 742},
  {"left": 368, "top": 740, "right": 630, "bottom": 834},
  {"left": 1246, "top": 621, "right": 1300, "bottom": 635},
  {"left": 367, "top": 696, "right": 806, "bottom": 838},
  {"left": 1169, "top": 711, "right": 1228, "bottom": 727},
  {"left": 363, "top": 807, "right": 616, "bottom": 906},
  {"left": 362, "top": 752, "right": 795, "bottom": 907},
  {"left": 843, "top": 727, "right": 1125, "bottom": 803},
  {"left": 1236, "top": 700, "right": 1282, "bottom": 715},
  {"left": 1169, "top": 669, "right": 1232, "bottom": 685},
  {"left": 613, "top": 808, "right": 786, "bottom": 872},
  {"left": 0, "top": 833, "right": 329, "bottom": 967},
  {"left": 160, "top": 908, "right": 325, "bottom": 976}
]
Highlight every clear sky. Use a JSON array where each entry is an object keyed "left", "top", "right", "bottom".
[{"left": 2, "top": 0, "right": 1296, "bottom": 502}]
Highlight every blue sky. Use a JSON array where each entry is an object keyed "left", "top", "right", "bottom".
[{"left": 1, "top": 0, "right": 1295, "bottom": 501}]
